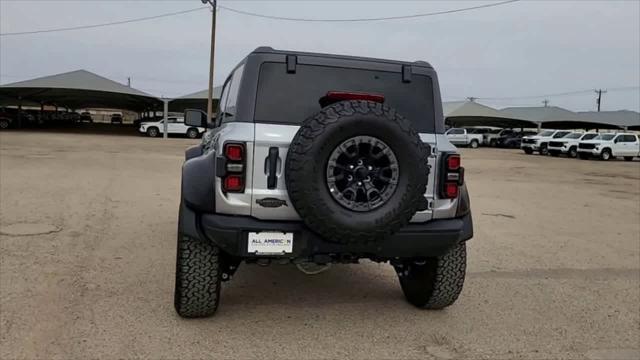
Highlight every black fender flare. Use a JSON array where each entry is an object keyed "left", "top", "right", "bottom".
[{"left": 182, "top": 149, "right": 216, "bottom": 213}]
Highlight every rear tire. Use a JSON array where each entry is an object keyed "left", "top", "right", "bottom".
[
  {"left": 523, "top": 148, "right": 533, "bottom": 155},
  {"left": 147, "top": 127, "right": 159, "bottom": 138},
  {"left": 174, "top": 232, "right": 222, "bottom": 318},
  {"left": 469, "top": 139, "right": 479, "bottom": 149},
  {"left": 397, "top": 243, "right": 467, "bottom": 309},
  {"left": 624, "top": 156, "right": 634, "bottom": 161},
  {"left": 600, "top": 149, "right": 612, "bottom": 161}
]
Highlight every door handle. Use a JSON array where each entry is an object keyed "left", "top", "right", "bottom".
[{"left": 267, "top": 147, "right": 279, "bottom": 189}]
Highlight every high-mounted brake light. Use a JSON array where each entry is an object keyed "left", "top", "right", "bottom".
[
  {"left": 225, "top": 143, "right": 244, "bottom": 161},
  {"left": 319, "top": 91, "right": 385, "bottom": 107}
]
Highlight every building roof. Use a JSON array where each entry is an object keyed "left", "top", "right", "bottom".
[
  {"left": 168, "top": 86, "right": 223, "bottom": 113},
  {"left": 500, "top": 106, "right": 582, "bottom": 122},
  {"left": 0, "top": 70, "right": 161, "bottom": 111},
  {"left": 176, "top": 86, "right": 223, "bottom": 100},
  {"left": 444, "top": 101, "right": 538, "bottom": 128}
]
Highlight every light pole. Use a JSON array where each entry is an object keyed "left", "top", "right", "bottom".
[{"left": 202, "top": 0, "right": 217, "bottom": 123}]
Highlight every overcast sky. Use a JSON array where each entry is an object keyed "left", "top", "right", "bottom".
[{"left": 1, "top": 0, "right": 639, "bottom": 111}]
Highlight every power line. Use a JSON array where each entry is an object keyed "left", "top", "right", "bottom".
[
  {"left": 478, "top": 86, "right": 639, "bottom": 101},
  {"left": 0, "top": 7, "right": 208, "bottom": 36},
  {"left": 218, "top": 0, "right": 520, "bottom": 22},
  {"left": 0, "top": 0, "right": 520, "bottom": 37}
]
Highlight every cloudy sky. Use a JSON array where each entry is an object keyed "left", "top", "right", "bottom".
[{"left": 1, "top": 0, "right": 639, "bottom": 111}]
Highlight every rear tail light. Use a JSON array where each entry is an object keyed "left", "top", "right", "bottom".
[
  {"left": 441, "top": 154, "right": 464, "bottom": 199},
  {"left": 222, "top": 142, "right": 246, "bottom": 193}
]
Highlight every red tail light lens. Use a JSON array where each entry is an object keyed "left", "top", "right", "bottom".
[
  {"left": 225, "top": 143, "right": 244, "bottom": 161},
  {"left": 447, "top": 154, "right": 461, "bottom": 170},
  {"left": 444, "top": 182, "right": 459, "bottom": 198},
  {"left": 319, "top": 91, "right": 385, "bottom": 107},
  {"left": 224, "top": 175, "right": 244, "bottom": 192}
]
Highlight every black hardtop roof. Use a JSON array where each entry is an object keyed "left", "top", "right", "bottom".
[{"left": 252, "top": 46, "right": 433, "bottom": 69}]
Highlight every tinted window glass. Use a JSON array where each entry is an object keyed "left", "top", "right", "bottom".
[
  {"left": 553, "top": 131, "right": 571, "bottom": 138},
  {"left": 623, "top": 135, "right": 638, "bottom": 142},
  {"left": 539, "top": 130, "right": 554, "bottom": 137},
  {"left": 598, "top": 134, "right": 615, "bottom": 140},
  {"left": 255, "top": 63, "right": 435, "bottom": 132},
  {"left": 582, "top": 133, "right": 598, "bottom": 140},
  {"left": 450, "top": 129, "right": 464, "bottom": 134}
]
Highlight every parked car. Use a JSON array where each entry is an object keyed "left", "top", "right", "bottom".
[
  {"left": 110, "top": 113, "right": 123, "bottom": 124},
  {"left": 577, "top": 133, "right": 640, "bottom": 161},
  {"left": 548, "top": 132, "right": 598, "bottom": 158},
  {"left": 134, "top": 115, "right": 162, "bottom": 128},
  {"left": 79, "top": 112, "right": 93, "bottom": 123},
  {"left": 138, "top": 117, "right": 204, "bottom": 138},
  {"left": 174, "top": 47, "right": 473, "bottom": 318},
  {"left": 445, "top": 127, "right": 483, "bottom": 148},
  {"left": 495, "top": 131, "right": 536, "bottom": 148},
  {"left": 484, "top": 129, "right": 515, "bottom": 147},
  {"left": 521, "top": 130, "right": 571, "bottom": 155},
  {"left": 466, "top": 127, "right": 494, "bottom": 135},
  {"left": 0, "top": 108, "right": 14, "bottom": 129}
]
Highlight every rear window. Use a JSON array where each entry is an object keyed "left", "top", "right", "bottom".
[{"left": 254, "top": 62, "right": 435, "bottom": 133}]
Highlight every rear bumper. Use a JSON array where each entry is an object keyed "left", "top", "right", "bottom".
[{"left": 180, "top": 203, "right": 473, "bottom": 260}]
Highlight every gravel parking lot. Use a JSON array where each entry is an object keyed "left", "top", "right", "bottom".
[{"left": 1, "top": 130, "right": 639, "bottom": 359}]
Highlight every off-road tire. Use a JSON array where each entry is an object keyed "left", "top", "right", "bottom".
[
  {"left": 523, "top": 148, "right": 534, "bottom": 154},
  {"left": 539, "top": 143, "right": 549, "bottom": 155},
  {"left": 186, "top": 128, "right": 199, "bottom": 139},
  {"left": 469, "top": 139, "right": 479, "bottom": 149},
  {"left": 286, "top": 100, "right": 429, "bottom": 244},
  {"left": 600, "top": 148, "right": 612, "bottom": 161},
  {"left": 624, "top": 156, "right": 634, "bottom": 161},
  {"left": 174, "top": 232, "right": 222, "bottom": 318},
  {"left": 398, "top": 243, "right": 466, "bottom": 309},
  {"left": 568, "top": 146, "right": 578, "bottom": 158},
  {"left": 147, "top": 127, "right": 159, "bottom": 138}
]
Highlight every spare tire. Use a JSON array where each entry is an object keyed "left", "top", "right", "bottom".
[{"left": 285, "top": 100, "right": 429, "bottom": 244}]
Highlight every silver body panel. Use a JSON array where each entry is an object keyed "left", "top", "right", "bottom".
[{"left": 211, "top": 123, "right": 459, "bottom": 223}]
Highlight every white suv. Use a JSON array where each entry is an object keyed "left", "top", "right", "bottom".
[
  {"left": 548, "top": 132, "right": 598, "bottom": 158},
  {"left": 577, "top": 133, "right": 640, "bottom": 161},
  {"left": 138, "top": 117, "right": 205, "bottom": 138}
]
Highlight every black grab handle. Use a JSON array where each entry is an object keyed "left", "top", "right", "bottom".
[{"left": 267, "top": 147, "right": 279, "bottom": 189}]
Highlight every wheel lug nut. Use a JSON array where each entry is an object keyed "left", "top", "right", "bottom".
[
  {"left": 367, "top": 166, "right": 373, "bottom": 171},
  {"left": 349, "top": 165, "right": 354, "bottom": 170},
  {"left": 358, "top": 181, "right": 363, "bottom": 186}
]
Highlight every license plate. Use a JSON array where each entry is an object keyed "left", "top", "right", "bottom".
[{"left": 247, "top": 232, "right": 293, "bottom": 255}]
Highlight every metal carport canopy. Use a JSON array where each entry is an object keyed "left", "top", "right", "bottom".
[
  {"left": 169, "top": 86, "right": 222, "bottom": 113},
  {"left": 501, "top": 106, "right": 622, "bottom": 130},
  {"left": 0, "top": 70, "right": 161, "bottom": 111},
  {"left": 444, "top": 101, "right": 538, "bottom": 128},
  {"left": 577, "top": 110, "right": 640, "bottom": 130}
]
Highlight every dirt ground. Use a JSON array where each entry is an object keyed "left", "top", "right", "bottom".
[{"left": 1, "top": 130, "right": 639, "bottom": 360}]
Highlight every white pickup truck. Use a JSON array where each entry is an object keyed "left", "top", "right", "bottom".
[
  {"left": 548, "top": 132, "right": 598, "bottom": 158},
  {"left": 445, "top": 128, "right": 483, "bottom": 148},
  {"left": 521, "top": 130, "right": 571, "bottom": 155},
  {"left": 138, "top": 117, "right": 206, "bottom": 138},
  {"left": 577, "top": 133, "right": 640, "bottom": 161}
]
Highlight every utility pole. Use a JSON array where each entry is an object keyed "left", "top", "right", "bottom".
[
  {"left": 542, "top": 99, "right": 550, "bottom": 107},
  {"left": 203, "top": 0, "right": 217, "bottom": 123},
  {"left": 127, "top": 77, "right": 131, "bottom": 87},
  {"left": 595, "top": 89, "right": 607, "bottom": 112}
]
